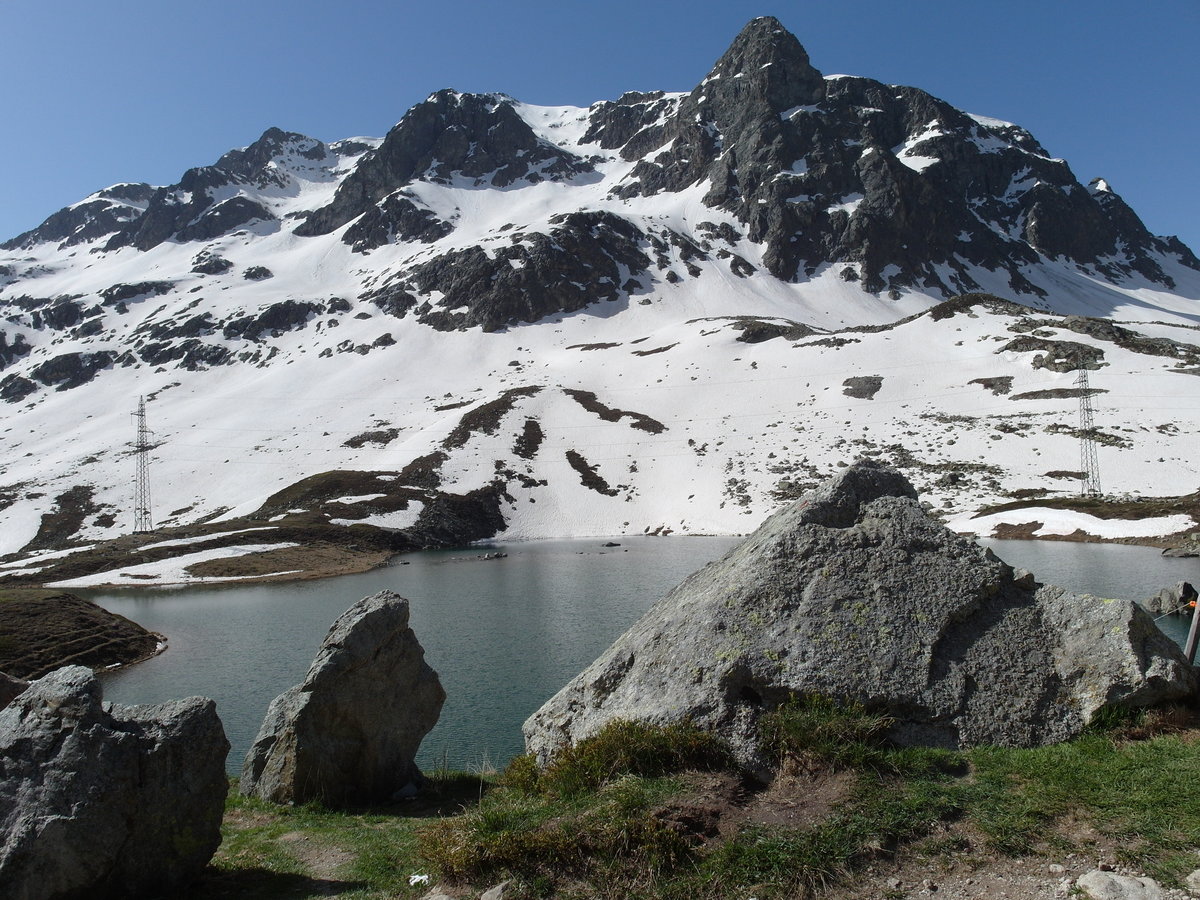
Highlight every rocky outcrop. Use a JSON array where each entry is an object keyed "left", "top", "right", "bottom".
[
  {"left": 0, "top": 666, "right": 228, "bottom": 899},
  {"left": 1, "top": 183, "right": 154, "bottom": 252},
  {"left": 379, "top": 211, "right": 651, "bottom": 332},
  {"left": 524, "top": 461, "right": 1196, "bottom": 771},
  {"left": 297, "top": 90, "right": 594, "bottom": 241},
  {"left": 596, "top": 17, "right": 1196, "bottom": 297},
  {"left": 103, "top": 127, "right": 324, "bottom": 252},
  {"left": 1143, "top": 582, "right": 1198, "bottom": 617},
  {"left": 241, "top": 591, "right": 445, "bottom": 806},
  {"left": 28, "top": 350, "right": 116, "bottom": 390}
]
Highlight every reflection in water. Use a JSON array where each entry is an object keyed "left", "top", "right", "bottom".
[{"left": 90, "top": 537, "right": 1197, "bottom": 773}]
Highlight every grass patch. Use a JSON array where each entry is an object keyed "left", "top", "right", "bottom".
[{"left": 195, "top": 706, "right": 1200, "bottom": 899}]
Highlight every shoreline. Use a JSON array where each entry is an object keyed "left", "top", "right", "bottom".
[{"left": 40, "top": 528, "right": 1200, "bottom": 591}]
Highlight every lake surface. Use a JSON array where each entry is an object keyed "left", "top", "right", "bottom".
[
  {"left": 90, "top": 537, "right": 1198, "bottom": 774},
  {"left": 91, "top": 537, "right": 741, "bottom": 773}
]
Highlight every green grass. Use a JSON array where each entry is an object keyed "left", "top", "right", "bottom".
[{"left": 192, "top": 706, "right": 1200, "bottom": 900}]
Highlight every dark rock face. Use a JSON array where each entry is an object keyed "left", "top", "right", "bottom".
[
  {"left": 589, "top": 16, "right": 1196, "bottom": 297},
  {"left": 0, "top": 331, "right": 31, "bottom": 370},
  {"left": 0, "top": 666, "right": 228, "bottom": 899},
  {"left": 243, "top": 265, "right": 273, "bottom": 281},
  {"left": 1, "top": 183, "right": 154, "bottom": 251},
  {"left": 524, "top": 460, "right": 1195, "bottom": 771},
  {"left": 0, "top": 673, "right": 27, "bottom": 708},
  {"left": 241, "top": 591, "right": 444, "bottom": 806},
  {"left": 99, "top": 280, "right": 174, "bottom": 306},
  {"left": 102, "top": 127, "right": 322, "bottom": 252},
  {"left": 0, "top": 373, "right": 37, "bottom": 403},
  {"left": 29, "top": 350, "right": 116, "bottom": 390},
  {"left": 382, "top": 211, "right": 650, "bottom": 332},
  {"left": 222, "top": 299, "right": 320, "bottom": 341},
  {"left": 343, "top": 191, "right": 454, "bottom": 253},
  {"left": 296, "top": 90, "right": 595, "bottom": 241},
  {"left": 842, "top": 375, "right": 883, "bottom": 399},
  {"left": 191, "top": 251, "right": 234, "bottom": 275}
]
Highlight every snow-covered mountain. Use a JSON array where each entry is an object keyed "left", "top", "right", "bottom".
[{"left": 2, "top": 18, "right": 1199, "bottom": 582}]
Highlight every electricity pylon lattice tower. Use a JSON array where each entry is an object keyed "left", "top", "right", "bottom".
[
  {"left": 1075, "top": 369, "right": 1102, "bottom": 497},
  {"left": 132, "top": 395, "right": 155, "bottom": 533}
]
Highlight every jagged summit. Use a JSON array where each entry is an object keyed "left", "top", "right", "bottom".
[{"left": 702, "top": 15, "right": 824, "bottom": 105}]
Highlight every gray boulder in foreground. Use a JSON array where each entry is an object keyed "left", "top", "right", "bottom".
[
  {"left": 0, "top": 666, "right": 228, "bottom": 900},
  {"left": 241, "top": 590, "right": 445, "bottom": 806},
  {"left": 524, "top": 461, "right": 1196, "bottom": 770}
]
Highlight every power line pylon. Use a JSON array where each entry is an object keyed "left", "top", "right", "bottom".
[
  {"left": 132, "top": 395, "right": 155, "bottom": 533},
  {"left": 1075, "top": 369, "right": 1102, "bottom": 498}
]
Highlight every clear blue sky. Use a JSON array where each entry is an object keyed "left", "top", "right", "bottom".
[{"left": 2, "top": 0, "right": 1196, "bottom": 252}]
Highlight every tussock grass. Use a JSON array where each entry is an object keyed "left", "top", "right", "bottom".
[{"left": 202, "top": 703, "right": 1200, "bottom": 899}]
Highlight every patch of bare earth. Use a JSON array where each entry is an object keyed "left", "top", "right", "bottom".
[
  {"left": 824, "top": 830, "right": 1174, "bottom": 900},
  {"left": 182, "top": 544, "right": 391, "bottom": 581},
  {"left": 652, "top": 769, "right": 856, "bottom": 844},
  {"left": 276, "top": 831, "right": 355, "bottom": 883}
]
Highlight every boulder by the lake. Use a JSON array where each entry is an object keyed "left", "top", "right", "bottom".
[
  {"left": 241, "top": 590, "right": 445, "bottom": 806},
  {"left": 524, "top": 460, "right": 1197, "bottom": 771},
  {"left": 0, "top": 666, "right": 228, "bottom": 900},
  {"left": 1142, "top": 581, "right": 1197, "bottom": 617}
]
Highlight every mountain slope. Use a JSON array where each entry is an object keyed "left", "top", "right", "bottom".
[{"left": 1, "top": 18, "right": 1198, "bottom": 581}]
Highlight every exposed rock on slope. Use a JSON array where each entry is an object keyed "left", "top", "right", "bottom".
[
  {"left": 524, "top": 461, "right": 1195, "bottom": 770},
  {"left": 0, "top": 666, "right": 228, "bottom": 899},
  {"left": 241, "top": 590, "right": 444, "bottom": 806}
]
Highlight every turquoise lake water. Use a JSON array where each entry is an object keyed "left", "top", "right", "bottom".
[{"left": 89, "top": 537, "right": 1198, "bottom": 774}]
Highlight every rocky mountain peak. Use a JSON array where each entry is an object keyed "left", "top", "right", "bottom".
[
  {"left": 213, "top": 126, "right": 327, "bottom": 182},
  {"left": 296, "top": 88, "right": 594, "bottom": 243},
  {"left": 702, "top": 15, "right": 824, "bottom": 108}
]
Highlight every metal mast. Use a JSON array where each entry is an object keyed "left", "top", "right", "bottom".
[
  {"left": 1075, "top": 369, "right": 1102, "bottom": 497},
  {"left": 132, "top": 395, "right": 155, "bottom": 533}
]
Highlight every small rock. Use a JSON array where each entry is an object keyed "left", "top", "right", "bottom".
[
  {"left": 481, "top": 881, "right": 512, "bottom": 900},
  {"left": 1185, "top": 868, "right": 1200, "bottom": 894},
  {"left": 1077, "top": 870, "right": 1163, "bottom": 900},
  {"left": 1050, "top": 864, "right": 1066, "bottom": 874}
]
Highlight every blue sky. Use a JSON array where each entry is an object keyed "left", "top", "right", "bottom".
[{"left": 2, "top": 0, "right": 1196, "bottom": 252}]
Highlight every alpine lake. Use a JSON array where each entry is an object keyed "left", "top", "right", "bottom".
[{"left": 87, "top": 536, "right": 1199, "bottom": 775}]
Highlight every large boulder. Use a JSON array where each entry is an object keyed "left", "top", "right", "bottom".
[
  {"left": 0, "top": 666, "right": 228, "bottom": 900},
  {"left": 241, "top": 590, "right": 445, "bottom": 806},
  {"left": 524, "top": 461, "right": 1196, "bottom": 770},
  {"left": 1143, "top": 581, "right": 1197, "bottom": 616}
]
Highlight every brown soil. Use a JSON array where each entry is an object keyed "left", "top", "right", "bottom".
[
  {"left": 276, "top": 831, "right": 355, "bottom": 881},
  {"left": 182, "top": 543, "right": 392, "bottom": 581},
  {"left": 0, "top": 589, "right": 161, "bottom": 678},
  {"left": 824, "top": 821, "right": 1164, "bottom": 900},
  {"left": 650, "top": 768, "right": 858, "bottom": 847}
]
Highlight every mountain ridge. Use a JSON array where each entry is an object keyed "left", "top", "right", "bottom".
[{"left": 1, "top": 17, "right": 1198, "bottom": 581}]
